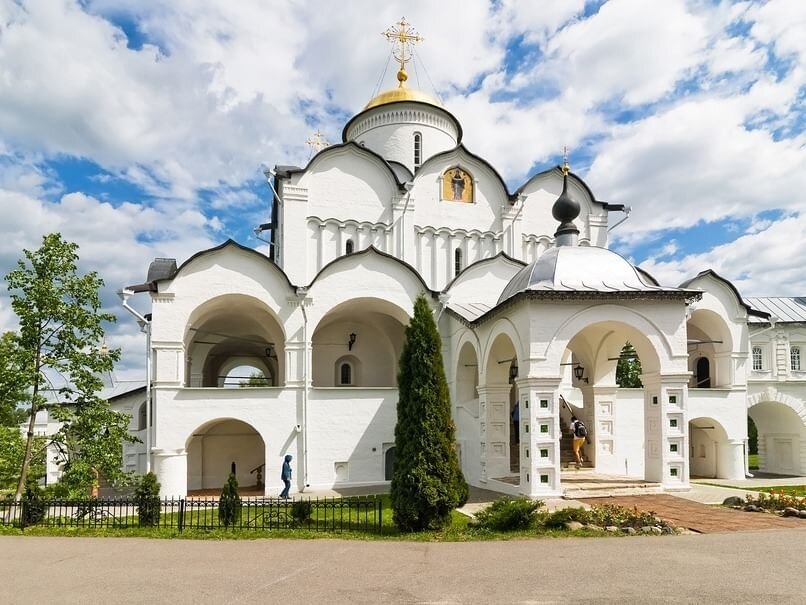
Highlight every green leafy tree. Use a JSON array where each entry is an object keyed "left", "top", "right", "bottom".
[
  {"left": 219, "top": 473, "right": 242, "bottom": 527},
  {"left": 0, "top": 427, "right": 45, "bottom": 493},
  {"left": 0, "top": 332, "right": 28, "bottom": 427},
  {"left": 616, "top": 342, "right": 643, "bottom": 388},
  {"left": 239, "top": 371, "right": 268, "bottom": 387},
  {"left": 391, "top": 295, "right": 468, "bottom": 532},
  {"left": 5, "top": 233, "right": 135, "bottom": 501}
]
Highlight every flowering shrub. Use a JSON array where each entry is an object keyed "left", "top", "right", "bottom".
[{"left": 746, "top": 491, "right": 806, "bottom": 512}]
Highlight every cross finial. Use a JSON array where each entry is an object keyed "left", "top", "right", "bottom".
[
  {"left": 382, "top": 17, "right": 424, "bottom": 88},
  {"left": 562, "top": 145, "right": 570, "bottom": 176},
  {"left": 305, "top": 129, "right": 329, "bottom": 155}
]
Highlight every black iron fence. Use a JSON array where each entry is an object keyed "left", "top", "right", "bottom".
[{"left": 0, "top": 495, "right": 384, "bottom": 534}]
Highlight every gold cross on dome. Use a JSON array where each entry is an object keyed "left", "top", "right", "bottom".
[
  {"left": 562, "top": 145, "right": 570, "bottom": 176},
  {"left": 305, "top": 129, "right": 329, "bottom": 154},
  {"left": 382, "top": 17, "right": 424, "bottom": 86}
]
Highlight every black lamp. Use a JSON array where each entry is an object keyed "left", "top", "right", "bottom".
[
  {"left": 509, "top": 365, "right": 519, "bottom": 381},
  {"left": 348, "top": 333, "right": 357, "bottom": 350},
  {"left": 573, "top": 364, "right": 587, "bottom": 383}
]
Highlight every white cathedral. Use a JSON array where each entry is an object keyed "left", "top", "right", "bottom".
[{"left": 108, "top": 31, "right": 806, "bottom": 499}]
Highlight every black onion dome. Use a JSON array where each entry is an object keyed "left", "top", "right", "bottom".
[{"left": 552, "top": 171, "right": 580, "bottom": 237}]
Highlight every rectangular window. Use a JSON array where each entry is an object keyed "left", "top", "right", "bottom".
[
  {"left": 791, "top": 346, "right": 801, "bottom": 371},
  {"left": 752, "top": 346, "right": 763, "bottom": 371},
  {"left": 413, "top": 133, "right": 422, "bottom": 167}
]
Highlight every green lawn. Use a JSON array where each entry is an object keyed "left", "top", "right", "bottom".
[
  {"left": 748, "top": 454, "right": 759, "bottom": 470},
  {"left": 755, "top": 485, "right": 806, "bottom": 497}
]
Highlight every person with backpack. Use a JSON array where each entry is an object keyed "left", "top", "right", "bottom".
[{"left": 570, "top": 416, "right": 587, "bottom": 467}]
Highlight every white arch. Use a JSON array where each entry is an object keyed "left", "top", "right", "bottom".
[
  {"left": 545, "top": 304, "right": 675, "bottom": 371},
  {"left": 748, "top": 387, "right": 806, "bottom": 421},
  {"left": 481, "top": 318, "right": 524, "bottom": 384}
]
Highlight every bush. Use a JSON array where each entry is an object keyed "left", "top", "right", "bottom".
[
  {"left": 587, "top": 504, "right": 667, "bottom": 529},
  {"left": 134, "top": 472, "right": 161, "bottom": 527},
  {"left": 218, "top": 473, "right": 241, "bottom": 528},
  {"left": 542, "top": 507, "right": 590, "bottom": 528},
  {"left": 473, "top": 497, "right": 543, "bottom": 531},
  {"left": 291, "top": 500, "right": 313, "bottom": 525},
  {"left": 746, "top": 491, "right": 806, "bottom": 512},
  {"left": 20, "top": 480, "right": 46, "bottom": 527}
]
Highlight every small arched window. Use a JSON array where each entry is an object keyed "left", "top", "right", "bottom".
[
  {"left": 339, "top": 362, "right": 353, "bottom": 386},
  {"left": 454, "top": 248, "right": 463, "bottom": 277},
  {"left": 345, "top": 239, "right": 354, "bottom": 255},
  {"left": 413, "top": 132, "right": 422, "bottom": 168},
  {"left": 137, "top": 402, "right": 147, "bottom": 431},
  {"left": 695, "top": 357, "right": 711, "bottom": 388}
]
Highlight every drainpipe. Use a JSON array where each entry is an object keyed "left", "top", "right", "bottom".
[
  {"left": 118, "top": 289, "right": 152, "bottom": 473},
  {"left": 606, "top": 204, "right": 632, "bottom": 232},
  {"left": 399, "top": 182, "right": 413, "bottom": 258},
  {"left": 297, "top": 288, "right": 310, "bottom": 490}
]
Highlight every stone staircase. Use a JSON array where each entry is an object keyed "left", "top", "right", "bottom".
[{"left": 559, "top": 416, "right": 593, "bottom": 470}]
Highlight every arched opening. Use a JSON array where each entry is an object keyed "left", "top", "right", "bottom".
[
  {"left": 312, "top": 298, "right": 408, "bottom": 387},
  {"left": 560, "top": 318, "right": 665, "bottom": 479},
  {"left": 384, "top": 446, "right": 396, "bottom": 481},
  {"left": 345, "top": 239, "right": 354, "bottom": 255},
  {"left": 484, "top": 331, "right": 520, "bottom": 481},
  {"left": 185, "top": 294, "right": 285, "bottom": 388},
  {"left": 686, "top": 309, "right": 732, "bottom": 389},
  {"left": 413, "top": 132, "right": 422, "bottom": 168},
  {"left": 137, "top": 402, "right": 147, "bottom": 432},
  {"left": 222, "top": 362, "right": 273, "bottom": 388},
  {"left": 186, "top": 418, "right": 265, "bottom": 494},
  {"left": 695, "top": 357, "right": 711, "bottom": 388},
  {"left": 748, "top": 401, "right": 806, "bottom": 475},
  {"left": 454, "top": 248, "right": 463, "bottom": 277},
  {"left": 688, "top": 417, "right": 730, "bottom": 479}
]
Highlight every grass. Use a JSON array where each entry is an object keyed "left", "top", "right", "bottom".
[
  {"left": 755, "top": 485, "right": 806, "bottom": 497},
  {"left": 748, "top": 454, "right": 759, "bottom": 470},
  {"left": 0, "top": 495, "right": 635, "bottom": 542}
]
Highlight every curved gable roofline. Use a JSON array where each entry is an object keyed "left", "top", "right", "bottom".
[
  {"left": 514, "top": 166, "right": 603, "bottom": 207},
  {"left": 679, "top": 269, "right": 770, "bottom": 319},
  {"left": 442, "top": 251, "right": 526, "bottom": 293},
  {"left": 306, "top": 245, "right": 435, "bottom": 295},
  {"left": 281, "top": 141, "right": 407, "bottom": 192},
  {"left": 159, "top": 239, "right": 296, "bottom": 291},
  {"left": 416, "top": 143, "right": 517, "bottom": 202},
  {"left": 387, "top": 159, "right": 414, "bottom": 181},
  {"left": 635, "top": 265, "right": 661, "bottom": 287},
  {"left": 341, "top": 99, "right": 464, "bottom": 145}
]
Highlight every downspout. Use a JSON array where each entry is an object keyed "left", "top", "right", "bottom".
[
  {"left": 400, "top": 182, "right": 413, "bottom": 258},
  {"left": 117, "top": 289, "right": 152, "bottom": 473},
  {"left": 607, "top": 205, "right": 632, "bottom": 232},
  {"left": 297, "top": 288, "right": 310, "bottom": 490}
]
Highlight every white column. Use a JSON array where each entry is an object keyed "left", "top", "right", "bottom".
[
  {"left": 153, "top": 448, "right": 188, "bottom": 497},
  {"left": 476, "top": 385, "right": 511, "bottom": 483},
  {"left": 643, "top": 373, "right": 690, "bottom": 489},
  {"left": 516, "top": 377, "right": 563, "bottom": 497}
]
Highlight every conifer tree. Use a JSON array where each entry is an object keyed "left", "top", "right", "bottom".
[
  {"left": 391, "top": 295, "right": 468, "bottom": 531},
  {"left": 219, "top": 473, "right": 241, "bottom": 527},
  {"left": 616, "top": 342, "right": 643, "bottom": 388}
]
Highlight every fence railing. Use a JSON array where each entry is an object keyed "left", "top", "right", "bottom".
[{"left": 0, "top": 495, "right": 384, "bottom": 534}]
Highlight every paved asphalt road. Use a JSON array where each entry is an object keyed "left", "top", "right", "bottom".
[{"left": 2, "top": 530, "right": 806, "bottom": 604}]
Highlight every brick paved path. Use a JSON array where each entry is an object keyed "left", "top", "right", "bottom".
[{"left": 578, "top": 494, "right": 804, "bottom": 533}]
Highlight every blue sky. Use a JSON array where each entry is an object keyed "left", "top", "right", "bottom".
[{"left": 0, "top": 0, "right": 804, "bottom": 376}]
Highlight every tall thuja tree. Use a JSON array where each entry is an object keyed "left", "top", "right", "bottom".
[
  {"left": 616, "top": 342, "right": 643, "bottom": 388},
  {"left": 391, "top": 295, "right": 468, "bottom": 531},
  {"left": 6, "top": 233, "right": 134, "bottom": 500}
]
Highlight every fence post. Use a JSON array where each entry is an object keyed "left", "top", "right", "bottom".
[{"left": 178, "top": 498, "right": 186, "bottom": 534}]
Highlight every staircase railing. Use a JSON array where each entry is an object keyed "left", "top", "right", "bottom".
[{"left": 250, "top": 463, "right": 265, "bottom": 488}]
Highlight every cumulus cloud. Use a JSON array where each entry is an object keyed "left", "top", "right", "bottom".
[{"left": 0, "top": 0, "right": 805, "bottom": 376}]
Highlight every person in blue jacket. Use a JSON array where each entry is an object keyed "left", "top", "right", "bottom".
[{"left": 280, "top": 454, "right": 293, "bottom": 499}]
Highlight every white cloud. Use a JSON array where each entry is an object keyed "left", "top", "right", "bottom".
[{"left": 641, "top": 213, "right": 806, "bottom": 296}]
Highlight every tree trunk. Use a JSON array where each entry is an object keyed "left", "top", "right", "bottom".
[{"left": 14, "top": 358, "right": 40, "bottom": 502}]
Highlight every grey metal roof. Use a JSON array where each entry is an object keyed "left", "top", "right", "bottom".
[
  {"left": 497, "top": 246, "right": 686, "bottom": 305},
  {"left": 446, "top": 302, "right": 493, "bottom": 323},
  {"left": 745, "top": 297, "right": 806, "bottom": 323}
]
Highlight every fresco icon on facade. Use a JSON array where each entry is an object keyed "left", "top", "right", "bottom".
[{"left": 442, "top": 167, "right": 473, "bottom": 203}]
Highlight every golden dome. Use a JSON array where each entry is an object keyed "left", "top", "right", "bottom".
[{"left": 363, "top": 84, "right": 443, "bottom": 111}]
